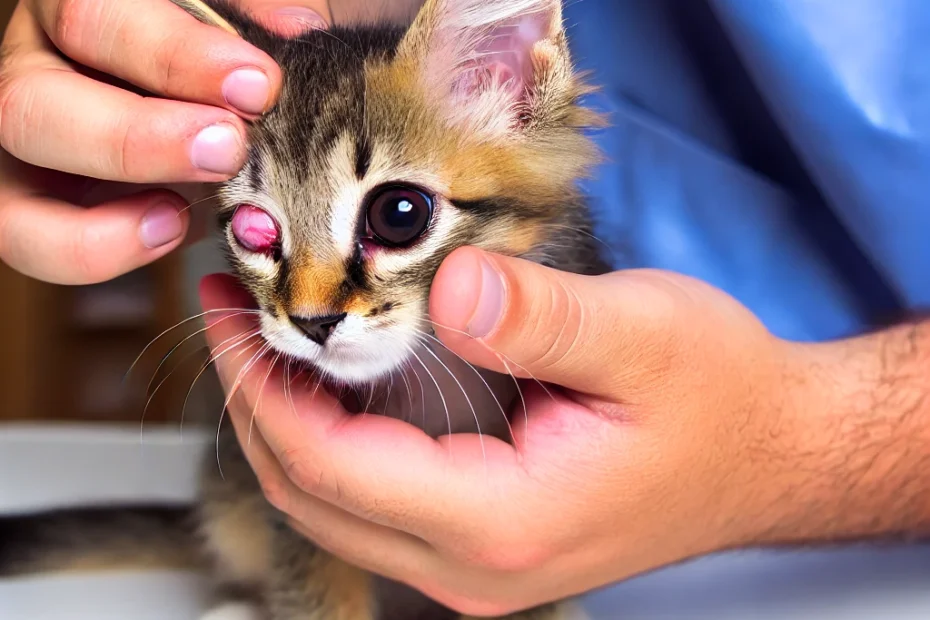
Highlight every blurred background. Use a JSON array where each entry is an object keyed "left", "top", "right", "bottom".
[
  {"left": 0, "top": 0, "right": 228, "bottom": 431},
  {"left": 0, "top": 214, "right": 228, "bottom": 429}
]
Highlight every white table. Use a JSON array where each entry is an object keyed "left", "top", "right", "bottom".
[{"left": 2, "top": 424, "right": 930, "bottom": 619}]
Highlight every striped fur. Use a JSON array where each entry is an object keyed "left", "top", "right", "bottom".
[{"left": 1, "top": 1, "right": 607, "bottom": 619}]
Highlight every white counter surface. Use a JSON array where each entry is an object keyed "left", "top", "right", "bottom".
[{"left": 2, "top": 424, "right": 929, "bottom": 619}]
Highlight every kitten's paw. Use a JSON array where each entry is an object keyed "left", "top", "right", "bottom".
[{"left": 199, "top": 602, "right": 263, "bottom": 620}]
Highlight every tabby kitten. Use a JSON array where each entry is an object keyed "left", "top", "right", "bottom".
[{"left": 0, "top": 0, "right": 607, "bottom": 618}]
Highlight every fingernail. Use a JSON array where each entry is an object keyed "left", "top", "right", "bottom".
[
  {"left": 222, "top": 68, "right": 271, "bottom": 115},
  {"left": 139, "top": 202, "right": 184, "bottom": 249},
  {"left": 273, "top": 7, "right": 328, "bottom": 30},
  {"left": 467, "top": 257, "right": 505, "bottom": 338},
  {"left": 190, "top": 123, "right": 243, "bottom": 175}
]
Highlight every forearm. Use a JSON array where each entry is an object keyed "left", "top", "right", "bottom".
[{"left": 755, "top": 318, "right": 930, "bottom": 546}]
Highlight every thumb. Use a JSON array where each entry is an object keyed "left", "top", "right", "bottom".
[{"left": 430, "top": 247, "right": 660, "bottom": 397}]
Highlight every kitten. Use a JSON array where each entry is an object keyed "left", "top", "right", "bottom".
[{"left": 0, "top": 0, "right": 607, "bottom": 618}]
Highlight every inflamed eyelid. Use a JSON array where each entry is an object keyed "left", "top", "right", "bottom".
[{"left": 231, "top": 204, "right": 280, "bottom": 253}]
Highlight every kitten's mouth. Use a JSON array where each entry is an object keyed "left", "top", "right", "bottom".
[{"left": 264, "top": 342, "right": 397, "bottom": 415}]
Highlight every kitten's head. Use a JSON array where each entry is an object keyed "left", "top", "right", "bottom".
[{"left": 186, "top": 0, "right": 602, "bottom": 385}]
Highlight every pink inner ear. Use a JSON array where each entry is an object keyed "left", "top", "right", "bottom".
[
  {"left": 454, "top": 12, "right": 551, "bottom": 101},
  {"left": 231, "top": 205, "right": 279, "bottom": 253}
]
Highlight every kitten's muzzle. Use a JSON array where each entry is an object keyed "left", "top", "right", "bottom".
[{"left": 289, "top": 312, "right": 347, "bottom": 346}]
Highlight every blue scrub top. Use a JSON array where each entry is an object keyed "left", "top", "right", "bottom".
[{"left": 564, "top": 0, "right": 929, "bottom": 342}]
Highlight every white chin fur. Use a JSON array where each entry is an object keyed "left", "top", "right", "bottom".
[
  {"left": 199, "top": 602, "right": 263, "bottom": 620},
  {"left": 260, "top": 313, "right": 419, "bottom": 385}
]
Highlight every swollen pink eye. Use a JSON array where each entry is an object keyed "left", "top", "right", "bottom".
[{"left": 231, "top": 204, "right": 279, "bottom": 254}]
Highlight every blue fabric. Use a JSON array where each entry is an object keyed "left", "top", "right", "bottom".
[{"left": 564, "top": 0, "right": 929, "bottom": 342}]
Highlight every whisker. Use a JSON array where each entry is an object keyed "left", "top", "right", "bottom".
[
  {"left": 537, "top": 222, "right": 612, "bottom": 253},
  {"left": 401, "top": 342, "right": 452, "bottom": 451},
  {"left": 398, "top": 364, "right": 413, "bottom": 423},
  {"left": 250, "top": 353, "right": 280, "bottom": 446},
  {"left": 178, "top": 191, "right": 223, "bottom": 215},
  {"left": 125, "top": 307, "right": 260, "bottom": 383},
  {"left": 362, "top": 382, "right": 375, "bottom": 416},
  {"left": 283, "top": 359, "right": 299, "bottom": 421},
  {"left": 139, "top": 343, "right": 207, "bottom": 445},
  {"left": 384, "top": 374, "right": 394, "bottom": 416},
  {"left": 420, "top": 332, "right": 514, "bottom": 446},
  {"left": 498, "top": 356, "right": 529, "bottom": 447},
  {"left": 217, "top": 340, "right": 274, "bottom": 475},
  {"left": 142, "top": 312, "right": 254, "bottom": 400},
  {"left": 425, "top": 318, "right": 556, "bottom": 404},
  {"left": 416, "top": 335, "right": 487, "bottom": 469},
  {"left": 180, "top": 330, "right": 262, "bottom": 439}
]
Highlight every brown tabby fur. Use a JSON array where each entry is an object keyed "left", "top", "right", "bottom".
[{"left": 0, "top": 1, "right": 607, "bottom": 618}]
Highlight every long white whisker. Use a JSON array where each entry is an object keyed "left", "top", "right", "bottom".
[
  {"left": 426, "top": 318, "right": 556, "bottom": 404},
  {"left": 218, "top": 341, "right": 273, "bottom": 475},
  {"left": 402, "top": 342, "right": 451, "bottom": 450},
  {"left": 398, "top": 364, "right": 413, "bottom": 423},
  {"left": 180, "top": 330, "right": 262, "bottom": 440},
  {"left": 416, "top": 336, "right": 486, "bottom": 467},
  {"left": 177, "top": 191, "right": 223, "bottom": 214},
  {"left": 498, "top": 356, "right": 528, "bottom": 447},
  {"left": 251, "top": 353, "right": 280, "bottom": 446},
  {"left": 421, "top": 332, "right": 513, "bottom": 446},
  {"left": 125, "top": 308, "right": 260, "bottom": 382},
  {"left": 143, "top": 312, "right": 253, "bottom": 400}
]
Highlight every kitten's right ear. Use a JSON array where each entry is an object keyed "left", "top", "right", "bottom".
[
  {"left": 396, "top": 0, "right": 587, "bottom": 139},
  {"left": 169, "top": 0, "right": 241, "bottom": 37}
]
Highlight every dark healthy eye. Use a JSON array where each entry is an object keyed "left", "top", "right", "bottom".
[{"left": 365, "top": 185, "right": 433, "bottom": 247}]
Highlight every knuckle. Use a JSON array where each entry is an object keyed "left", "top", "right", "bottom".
[
  {"left": 0, "top": 71, "right": 26, "bottom": 153},
  {"left": 257, "top": 472, "right": 291, "bottom": 512},
  {"left": 113, "top": 105, "right": 141, "bottom": 180},
  {"left": 280, "top": 446, "right": 327, "bottom": 496},
  {"left": 0, "top": 197, "right": 18, "bottom": 262},
  {"left": 68, "top": 220, "right": 110, "bottom": 284},
  {"left": 466, "top": 535, "right": 549, "bottom": 573},
  {"left": 440, "top": 593, "right": 514, "bottom": 618},
  {"left": 151, "top": 33, "right": 187, "bottom": 94},
  {"left": 525, "top": 280, "right": 585, "bottom": 372},
  {"left": 53, "top": 0, "right": 89, "bottom": 54}
]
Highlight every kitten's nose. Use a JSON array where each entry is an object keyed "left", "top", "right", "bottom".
[{"left": 289, "top": 312, "right": 347, "bottom": 346}]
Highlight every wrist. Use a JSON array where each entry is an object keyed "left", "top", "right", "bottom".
[{"left": 748, "top": 320, "right": 930, "bottom": 547}]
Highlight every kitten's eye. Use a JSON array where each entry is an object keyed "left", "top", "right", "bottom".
[
  {"left": 231, "top": 204, "right": 280, "bottom": 254},
  {"left": 366, "top": 186, "right": 433, "bottom": 247}
]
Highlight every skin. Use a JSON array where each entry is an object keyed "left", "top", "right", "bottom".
[
  {"left": 6, "top": 0, "right": 929, "bottom": 615},
  {"left": 200, "top": 247, "right": 930, "bottom": 617},
  {"left": 0, "top": 0, "right": 333, "bottom": 284}
]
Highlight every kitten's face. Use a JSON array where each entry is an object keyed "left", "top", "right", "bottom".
[{"left": 209, "top": 0, "right": 599, "bottom": 385}]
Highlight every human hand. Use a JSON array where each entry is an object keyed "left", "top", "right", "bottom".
[
  {"left": 199, "top": 244, "right": 860, "bottom": 616},
  {"left": 0, "top": 0, "right": 328, "bottom": 284}
]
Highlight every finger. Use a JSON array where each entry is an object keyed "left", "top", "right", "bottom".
[
  {"left": 222, "top": 410, "right": 545, "bottom": 618},
  {"left": 246, "top": 442, "right": 436, "bottom": 587},
  {"left": 29, "top": 0, "right": 282, "bottom": 117},
  {"left": 327, "top": 0, "right": 423, "bottom": 26},
  {"left": 0, "top": 65, "right": 247, "bottom": 182},
  {"left": 199, "top": 273, "right": 522, "bottom": 547},
  {"left": 0, "top": 185, "right": 190, "bottom": 284},
  {"left": 241, "top": 1, "right": 330, "bottom": 37},
  {"left": 430, "top": 247, "right": 668, "bottom": 397}
]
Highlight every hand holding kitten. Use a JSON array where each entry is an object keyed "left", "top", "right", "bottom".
[
  {"left": 201, "top": 247, "right": 930, "bottom": 616},
  {"left": 0, "top": 0, "right": 328, "bottom": 283}
]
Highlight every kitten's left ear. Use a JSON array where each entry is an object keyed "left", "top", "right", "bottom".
[{"left": 398, "top": 0, "right": 583, "bottom": 137}]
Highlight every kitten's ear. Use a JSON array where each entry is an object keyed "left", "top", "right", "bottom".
[
  {"left": 169, "top": 0, "right": 241, "bottom": 37},
  {"left": 397, "top": 0, "right": 577, "bottom": 136}
]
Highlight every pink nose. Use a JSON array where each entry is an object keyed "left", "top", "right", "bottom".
[{"left": 231, "top": 204, "right": 279, "bottom": 253}]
